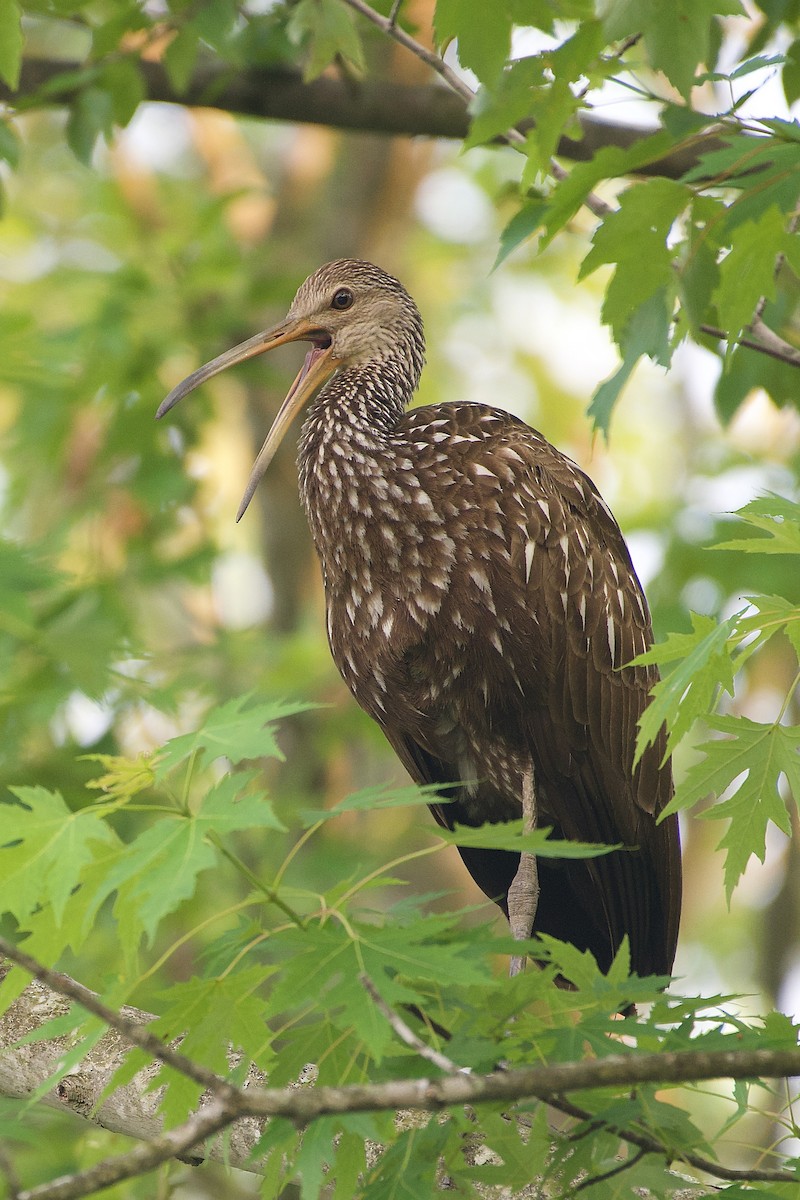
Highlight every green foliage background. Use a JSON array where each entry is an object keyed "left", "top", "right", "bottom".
[{"left": 0, "top": 0, "right": 799, "bottom": 1196}]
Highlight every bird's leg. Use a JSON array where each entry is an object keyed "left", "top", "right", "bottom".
[{"left": 508, "top": 765, "right": 539, "bottom": 977}]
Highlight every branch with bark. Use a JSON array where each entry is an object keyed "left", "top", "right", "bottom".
[
  {"left": 1, "top": 939, "right": 798, "bottom": 1197},
  {"left": 7, "top": 39, "right": 798, "bottom": 376},
  {"left": 5, "top": 55, "right": 721, "bottom": 178}
]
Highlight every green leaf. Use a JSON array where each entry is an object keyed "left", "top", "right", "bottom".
[
  {"left": 154, "top": 695, "right": 316, "bottom": 775},
  {"left": 435, "top": 0, "right": 512, "bottom": 83},
  {"left": 784, "top": 38, "right": 800, "bottom": 107},
  {"left": 667, "top": 716, "right": 799, "bottom": 897},
  {"left": 634, "top": 612, "right": 739, "bottom": 762},
  {"left": 145, "top": 968, "right": 272, "bottom": 1122},
  {"left": 734, "top": 594, "right": 800, "bottom": 662},
  {"left": 287, "top": 0, "right": 365, "bottom": 81},
  {"left": 0, "top": 119, "right": 20, "bottom": 168},
  {"left": 88, "top": 771, "right": 283, "bottom": 944},
  {"left": 494, "top": 198, "right": 549, "bottom": 268},
  {"left": 331, "top": 1129, "right": 367, "bottom": 1200},
  {"left": 268, "top": 911, "right": 496, "bottom": 1060},
  {"left": 194, "top": 769, "right": 286, "bottom": 834},
  {"left": 101, "top": 60, "right": 146, "bottom": 128},
  {"left": 714, "top": 495, "right": 800, "bottom": 555},
  {"left": 524, "top": 20, "right": 606, "bottom": 166},
  {"left": 467, "top": 59, "right": 544, "bottom": 149},
  {"left": 0, "top": 787, "right": 116, "bottom": 925},
  {"left": 163, "top": 26, "right": 200, "bottom": 94},
  {"left": 192, "top": 0, "right": 237, "bottom": 50},
  {"left": 0, "top": 0, "right": 22, "bottom": 90},
  {"left": 66, "top": 87, "right": 114, "bottom": 165},
  {"left": 581, "top": 179, "right": 687, "bottom": 345},
  {"left": 604, "top": 0, "right": 745, "bottom": 99},
  {"left": 362, "top": 1120, "right": 452, "bottom": 1198},
  {"left": 588, "top": 288, "right": 673, "bottom": 434},
  {"left": 542, "top": 130, "right": 676, "bottom": 245},
  {"left": 84, "top": 754, "right": 156, "bottom": 802},
  {"left": 714, "top": 207, "right": 795, "bottom": 348},
  {"left": 438, "top": 821, "right": 620, "bottom": 857},
  {"left": 678, "top": 197, "right": 725, "bottom": 333},
  {"left": 299, "top": 781, "right": 446, "bottom": 827}
]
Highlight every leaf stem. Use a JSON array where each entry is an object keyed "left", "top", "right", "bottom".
[
  {"left": 335, "top": 841, "right": 443, "bottom": 908},
  {"left": 776, "top": 668, "right": 800, "bottom": 724},
  {"left": 272, "top": 817, "right": 325, "bottom": 890},
  {"left": 206, "top": 832, "right": 306, "bottom": 928}
]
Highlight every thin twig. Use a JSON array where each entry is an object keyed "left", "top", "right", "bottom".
[
  {"left": 0, "top": 937, "right": 233, "bottom": 1099},
  {"left": 550, "top": 1094, "right": 795, "bottom": 1184},
  {"left": 340, "top": 0, "right": 473, "bottom": 104},
  {"left": 360, "top": 974, "right": 469, "bottom": 1075},
  {"left": 699, "top": 319, "right": 800, "bottom": 368}
]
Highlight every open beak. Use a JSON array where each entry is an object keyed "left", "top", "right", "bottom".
[{"left": 156, "top": 316, "right": 339, "bottom": 520}]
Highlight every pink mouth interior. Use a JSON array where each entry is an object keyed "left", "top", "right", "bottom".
[{"left": 287, "top": 345, "right": 327, "bottom": 402}]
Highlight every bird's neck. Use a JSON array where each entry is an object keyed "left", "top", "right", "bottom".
[
  {"left": 297, "top": 359, "right": 416, "bottom": 561},
  {"left": 299, "top": 358, "right": 414, "bottom": 455}
]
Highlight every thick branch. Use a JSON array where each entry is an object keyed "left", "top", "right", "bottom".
[
  {"left": 6, "top": 55, "right": 730, "bottom": 180},
  {"left": 2, "top": 956, "right": 798, "bottom": 1189},
  {"left": 0, "top": 962, "right": 264, "bottom": 1176}
]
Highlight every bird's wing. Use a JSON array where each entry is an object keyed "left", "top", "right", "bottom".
[
  {"left": 406, "top": 404, "right": 680, "bottom": 973},
  {"left": 493, "top": 418, "right": 680, "bottom": 971}
]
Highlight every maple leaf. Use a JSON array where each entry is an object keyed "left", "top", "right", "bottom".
[
  {"left": 634, "top": 612, "right": 739, "bottom": 763},
  {"left": 665, "top": 715, "right": 800, "bottom": 898},
  {"left": 0, "top": 787, "right": 116, "bottom": 924},
  {"left": 153, "top": 695, "right": 316, "bottom": 776}
]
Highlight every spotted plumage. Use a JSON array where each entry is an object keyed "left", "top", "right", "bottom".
[{"left": 158, "top": 259, "right": 682, "bottom": 979}]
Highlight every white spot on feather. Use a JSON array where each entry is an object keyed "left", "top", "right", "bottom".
[
  {"left": 469, "top": 565, "right": 491, "bottom": 594},
  {"left": 607, "top": 616, "right": 616, "bottom": 664},
  {"left": 524, "top": 540, "right": 535, "bottom": 584}
]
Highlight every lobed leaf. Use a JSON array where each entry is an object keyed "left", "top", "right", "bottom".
[
  {"left": 299, "top": 781, "right": 446, "bottom": 827},
  {"left": 153, "top": 694, "right": 317, "bottom": 775},
  {"left": 714, "top": 494, "right": 800, "bottom": 556},
  {"left": 634, "top": 612, "right": 739, "bottom": 763},
  {"left": 0, "top": 787, "right": 116, "bottom": 925},
  {"left": 439, "top": 820, "right": 620, "bottom": 857}
]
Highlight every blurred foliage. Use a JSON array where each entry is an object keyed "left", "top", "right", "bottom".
[{"left": 0, "top": 0, "right": 798, "bottom": 1196}]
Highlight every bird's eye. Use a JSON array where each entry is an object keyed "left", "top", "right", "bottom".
[{"left": 331, "top": 288, "right": 354, "bottom": 311}]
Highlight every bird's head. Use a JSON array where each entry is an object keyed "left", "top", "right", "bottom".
[{"left": 156, "top": 259, "right": 424, "bottom": 519}]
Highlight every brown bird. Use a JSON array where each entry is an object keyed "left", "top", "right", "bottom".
[{"left": 158, "top": 259, "right": 681, "bottom": 979}]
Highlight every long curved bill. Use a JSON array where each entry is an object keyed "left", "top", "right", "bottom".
[{"left": 156, "top": 317, "right": 340, "bottom": 521}]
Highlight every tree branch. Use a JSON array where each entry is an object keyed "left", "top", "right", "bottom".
[
  {"left": 2, "top": 952, "right": 798, "bottom": 1188},
  {"left": 3, "top": 55, "right": 736, "bottom": 180},
  {"left": 359, "top": 974, "right": 467, "bottom": 1075},
  {"left": 0, "top": 937, "right": 231, "bottom": 1099},
  {"left": 0, "top": 959, "right": 264, "bottom": 1177}
]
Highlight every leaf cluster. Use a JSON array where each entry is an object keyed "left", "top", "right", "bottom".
[
  {"left": 636, "top": 496, "right": 800, "bottom": 899},
  {"left": 4, "top": 1, "right": 800, "bottom": 429},
  {"left": 3, "top": 690, "right": 800, "bottom": 1196}
]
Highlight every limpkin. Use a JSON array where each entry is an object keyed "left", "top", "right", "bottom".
[{"left": 158, "top": 259, "right": 681, "bottom": 979}]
